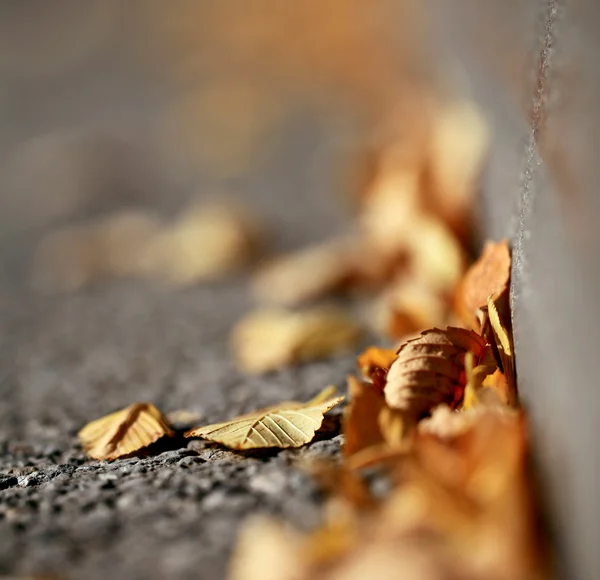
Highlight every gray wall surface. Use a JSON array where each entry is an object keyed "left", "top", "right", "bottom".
[{"left": 434, "top": 1, "right": 600, "bottom": 578}]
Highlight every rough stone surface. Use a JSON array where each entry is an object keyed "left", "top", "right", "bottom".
[{"left": 0, "top": 280, "right": 354, "bottom": 580}]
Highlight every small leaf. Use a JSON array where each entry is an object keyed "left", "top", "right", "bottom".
[
  {"left": 185, "top": 389, "right": 344, "bottom": 450},
  {"left": 78, "top": 402, "right": 173, "bottom": 460},
  {"left": 455, "top": 239, "right": 511, "bottom": 329}
]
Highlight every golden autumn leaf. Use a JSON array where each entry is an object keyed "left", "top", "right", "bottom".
[
  {"left": 384, "top": 327, "right": 487, "bottom": 419},
  {"left": 78, "top": 402, "right": 173, "bottom": 461},
  {"left": 231, "top": 306, "right": 362, "bottom": 374},
  {"left": 184, "top": 388, "right": 344, "bottom": 450},
  {"left": 454, "top": 239, "right": 511, "bottom": 329}
]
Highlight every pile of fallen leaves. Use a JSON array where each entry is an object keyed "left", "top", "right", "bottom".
[{"left": 74, "top": 99, "right": 549, "bottom": 579}]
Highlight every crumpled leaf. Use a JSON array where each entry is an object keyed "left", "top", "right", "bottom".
[
  {"left": 78, "top": 402, "right": 173, "bottom": 460},
  {"left": 454, "top": 239, "right": 511, "bottom": 330},
  {"left": 231, "top": 306, "right": 362, "bottom": 374},
  {"left": 384, "top": 327, "right": 487, "bottom": 419},
  {"left": 185, "top": 388, "right": 344, "bottom": 450}
]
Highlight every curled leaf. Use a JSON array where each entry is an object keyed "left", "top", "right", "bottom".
[
  {"left": 384, "top": 327, "right": 487, "bottom": 419},
  {"left": 78, "top": 402, "right": 173, "bottom": 460},
  {"left": 231, "top": 306, "right": 362, "bottom": 374},
  {"left": 185, "top": 389, "right": 344, "bottom": 450},
  {"left": 454, "top": 239, "right": 511, "bottom": 329}
]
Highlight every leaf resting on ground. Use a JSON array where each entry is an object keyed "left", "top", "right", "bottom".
[
  {"left": 78, "top": 402, "right": 173, "bottom": 460},
  {"left": 185, "top": 388, "right": 344, "bottom": 450}
]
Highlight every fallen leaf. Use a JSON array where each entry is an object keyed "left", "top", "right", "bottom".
[
  {"left": 140, "top": 199, "right": 261, "bottom": 285},
  {"left": 454, "top": 239, "right": 511, "bottom": 329},
  {"left": 184, "top": 389, "right": 344, "bottom": 450},
  {"left": 231, "top": 306, "right": 362, "bottom": 374},
  {"left": 384, "top": 327, "right": 487, "bottom": 419},
  {"left": 78, "top": 402, "right": 173, "bottom": 460},
  {"left": 486, "top": 296, "right": 517, "bottom": 405},
  {"left": 343, "top": 376, "right": 386, "bottom": 458}
]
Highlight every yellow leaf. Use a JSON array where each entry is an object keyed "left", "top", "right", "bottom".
[
  {"left": 487, "top": 296, "right": 518, "bottom": 406},
  {"left": 78, "top": 402, "right": 173, "bottom": 461},
  {"left": 185, "top": 389, "right": 344, "bottom": 450}
]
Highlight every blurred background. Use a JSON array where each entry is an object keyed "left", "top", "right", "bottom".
[{"left": 1, "top": 2, "right": 599, "bottom": 579}]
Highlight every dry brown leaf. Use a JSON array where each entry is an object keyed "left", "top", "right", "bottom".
[
  {"left": 78, "top": 402, "right": 173, "bottom": 461},
  {"left": 184, "top": 388, "right": 344, "bottom": 450},
  {"left": 140, "top": 199, "right": 261, "bottom": 285},
  {"left": 384, "top": 327, "right": 487, "bottom": 419},
  {"left": 231, "top": 306, "right": 362, "bottom": 374},
  {"left": 455, "top": 239, "right": 511, "bottom": 329},
  {"left": 343, "top": 376, "right": 386, "bottom": 458}
]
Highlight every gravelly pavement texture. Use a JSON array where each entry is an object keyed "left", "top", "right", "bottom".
[{"left": 0, "top": 278, "right": 357, "bottom": 580}]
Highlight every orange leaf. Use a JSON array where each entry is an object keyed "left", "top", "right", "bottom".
[
  {"left": 455, "top": 239, "right": 511, "bottom": 330},
  {"left": 343, "top": 376, "right": 386, "bottom": 458}
]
